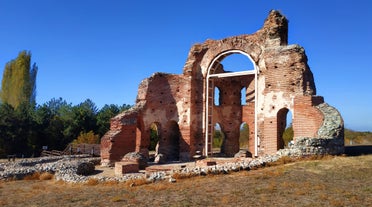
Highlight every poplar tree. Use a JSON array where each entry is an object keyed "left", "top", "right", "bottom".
[{"left": 0, "top": 51, "right": 38, "bottom": 108}]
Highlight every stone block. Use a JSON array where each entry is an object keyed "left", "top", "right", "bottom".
[
  {"left": 122, "top": 152, "right": 148, "bottom": 170},
  {"left": 114, "top": 161, "right": 139, "bottom": 175}
]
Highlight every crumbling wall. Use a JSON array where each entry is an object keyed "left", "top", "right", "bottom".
[
  {"left": 101, "top": 10, "right": 344, "bottom": 166},
  {"left": 101, "top": 72, "right": 193, "bottom": 166}
]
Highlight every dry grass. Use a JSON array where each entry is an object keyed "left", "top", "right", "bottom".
[
  {"left": 23, "top": 172, "right": 54, "bottom": 181},
  {"left": 171, "top": 172, "right": 196, "bottom": 180},
  {"left": 1, "top": 155, "right": 372, "bottom": 207},
  {"left": 85, "top": 178, "right": 99, "bottom": 186}
]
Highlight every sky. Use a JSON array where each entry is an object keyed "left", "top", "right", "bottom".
[{"left": 0, "top": 0, "right": 371, "bottom": 131}]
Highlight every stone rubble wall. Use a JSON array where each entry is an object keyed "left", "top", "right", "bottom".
[
  {"left": 0, "top": 155, "right": 99, "bottom": 183},
  {"left": 1, "top": 154, "right": 282, "bottom": 183},
  {"left": 278, "top": 102, "right": 344, "bottom": 157}
]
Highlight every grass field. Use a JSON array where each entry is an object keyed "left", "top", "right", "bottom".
[{"left": 1, "top": 155, "right": 371, "bottom": 207}]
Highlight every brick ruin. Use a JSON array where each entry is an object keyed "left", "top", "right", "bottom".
[{"left": 101, "top": 10, "right": 344, "bottom": 166}]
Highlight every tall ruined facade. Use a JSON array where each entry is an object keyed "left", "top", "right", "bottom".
[{"left": 101, "top": 11, "right": 344, "bottom": 166}]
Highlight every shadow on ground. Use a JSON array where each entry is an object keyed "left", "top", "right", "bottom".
[{"left": 345, "top": 145, "right": 372, "bottom": 156}]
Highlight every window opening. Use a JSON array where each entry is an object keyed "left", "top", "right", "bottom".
[
  {"left": 213, "top": 123, "right": 224, "bottom": 155},
  {"left": 239, "top": 122, "right": 249, "bottom": 149},
  {"left": 214, "top": 87, "right": 220, "bottom": 106},
  {"left": 283, "top": 110, "right": 293, "bottom": 148},
  {"left": 241, "top": 87, "right": 247, "bottom": 105}
]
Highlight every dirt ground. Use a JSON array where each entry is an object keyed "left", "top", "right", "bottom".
[{"left": 1, "top": 155, "right": 372, "bottom": 207}]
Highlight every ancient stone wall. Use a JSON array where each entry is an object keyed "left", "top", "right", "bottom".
[{"left": 101, "top": 10, "right": 344, "bottom": 166}]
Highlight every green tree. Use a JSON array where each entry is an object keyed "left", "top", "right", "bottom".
[
  {"left": 0, "top": 102, "right": 38, "bottom": 157},
  {"left": 0, "top": 103, "right": 17, "bottom": 156},
  {"left": 71, "top": 130, "right": 100, "bottom": 145},
  {"left": 239, "top": 123, "right": 249, "bottom": 149},
  {"left": 72, "top": 99, "right": 98, "bottom": 134},
  {"left": 0, "top": 51, "right": 38, "bottom": 108},
  {"left": 96, "top": 104, "right": 120, "bottom": 137},
  {"left": 34, "top": 99, "right": 65, "bottom": 150},
  {"left": 213, "top": 129, "right": 224, "bottom": 148},
  {"left": 96, "top": 104, "right": 132, "bottom": 137},
  {"left": 282, "top": 124, "right": 294, "bottom": 147},
  {"left": 148, "top": 123, "right": 160, "bottom": 151}
]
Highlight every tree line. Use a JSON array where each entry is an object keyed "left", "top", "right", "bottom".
[{"left": 0, "top": 51, "right": 131, "bottom": 158}]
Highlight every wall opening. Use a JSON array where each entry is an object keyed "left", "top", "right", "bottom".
[
  {"left": 164, "top": 121, "right": 180, "bottom": 161},
  {"left": 214, "top": 87, "right": 220, "bottom": 106},
  {"left": 213, "top": 123, "right": 225, "bottom": 155},
  {"left": 241, "top": 87, "right": 247, "bottom": 105},
  {"left": 205, "top": 50, "right": 257, "bottom": 157},
  {"left": 218, "top": 53, "right": 255, "bottom": 73},
  {"left": 148, "top": 122, "right": 160, "bottom": 161},
  {"left": 239, "top": 122, "right": 249, "bottom": 150},
  {"left": 283, "top": 110, "right": 293, "bottom": 147},
  {"left": 277, "top": 108, "right": 293, "bottom": 150}
]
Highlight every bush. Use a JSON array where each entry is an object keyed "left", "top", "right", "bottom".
[{"left": 72, "top": 131, "right": 100, "bottom": 145}]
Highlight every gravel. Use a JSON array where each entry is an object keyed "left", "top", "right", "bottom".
[
  {"left": 0, "top": 147, "right": 334, "bottom": 184},
  {"left": 0, "top": 155, "right": 99, "bottom": 183}
]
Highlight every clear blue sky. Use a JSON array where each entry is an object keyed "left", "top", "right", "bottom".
[{"left": 0, "top": 0, "right": 371, "bottom": 131}]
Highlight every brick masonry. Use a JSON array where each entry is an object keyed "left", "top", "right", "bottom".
[
  {"left": 101, "top": 10, "right": 344, "bottom": 166},
  {"left": 114, "top": 161, "right": 139, "bottom": 175}
]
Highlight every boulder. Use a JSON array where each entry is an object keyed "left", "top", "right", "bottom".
[
  {"left": 234, "top": 149, "right": 252, "bottom": 158},
  {"left": 154, "top": 153, "right": 167, "bottom": 164},
  {"left": 122, "top": 152, "right": 148, "bottom": 170}
]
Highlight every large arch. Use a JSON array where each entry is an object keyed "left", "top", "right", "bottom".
[{"left": 204, "top": 49, "right": 258, "bottom": 157}]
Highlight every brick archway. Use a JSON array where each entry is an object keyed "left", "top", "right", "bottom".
[{"left": 204, "top": 50, "right": 258, "bottom": 157}]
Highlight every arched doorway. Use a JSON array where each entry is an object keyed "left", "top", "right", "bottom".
[
  {"left": 277, "top": 108, "right": 293, "bottom": 150},
  {"left": 212, "top": 123, "right": 225, "bottom": 156},
  {"left": 148, "top": 122, "right": 160, "bottom": 161},
  {"left": 205, "top": 50, "right": 258, "bottom": 157},
  {"left": 163, "top": 121, "right": 181, "bottom": 161}
]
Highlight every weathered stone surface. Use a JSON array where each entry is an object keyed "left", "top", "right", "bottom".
[
  {"left": 101, "top": 10, "right": 344, "bottom": 165},
  {"left": 121, "top": 152, "right": 148, "bottom": 170},
  {"left": 234, "top": 149, "right": 252, "bottom": 158}
]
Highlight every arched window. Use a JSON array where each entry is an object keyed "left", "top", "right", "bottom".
[
  {"left": 283, "top": 110, "right": 293, "bottom": 147},
  {"left": 277, "top": 108, "right": 293, "bottom": 150},
  {"left": 218, "top": 53, "right": 255, "bottom": 73}
]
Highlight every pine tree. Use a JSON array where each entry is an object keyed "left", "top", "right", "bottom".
[{"left": 0, "top": 51, "right": 38, "bottom": 108}]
